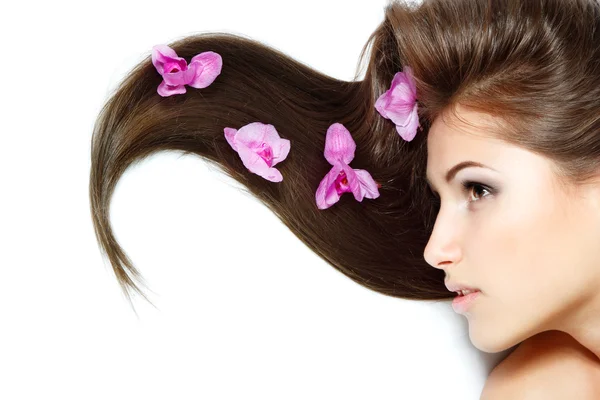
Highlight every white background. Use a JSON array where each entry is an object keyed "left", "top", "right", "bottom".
[{"left": 0, "top": 0, "right": 511, "bottom": 398}]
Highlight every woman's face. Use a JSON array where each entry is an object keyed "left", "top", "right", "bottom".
[{"left": 423, "top": 106, "right": 600, "bottom": 353}]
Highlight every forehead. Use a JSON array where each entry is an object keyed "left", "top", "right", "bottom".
[
  {"left": 424, "top": 107, "right": 567, "bottom": 195},
  {"left": 426, "top": 107, "right": 507, "bottom": 172}
]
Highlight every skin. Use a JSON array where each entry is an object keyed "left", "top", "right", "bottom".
[
  {"left": 480, "top": 329, "right": 600, "bottom": 397},
  {"left": 422, "top": 104, "right": 600, "bottom": 365}
]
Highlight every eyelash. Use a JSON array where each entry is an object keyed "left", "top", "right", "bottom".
[
  {"left": 429, "top": 181, "right": 494, "bottom": 204},
  {"left": 461, "top": 180, "right": 493, "bottom": 203}
]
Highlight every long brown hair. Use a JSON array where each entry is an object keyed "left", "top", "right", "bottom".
[{"left": 89, "top": 0, "right": 600, "bottom": 310}]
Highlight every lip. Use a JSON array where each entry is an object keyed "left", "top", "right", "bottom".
[
  {"left": 451, "top": 290, "right": 481, "bottom": 314},
  {"left": 445, "top": 281, "right": 480, "bottom": 293}
]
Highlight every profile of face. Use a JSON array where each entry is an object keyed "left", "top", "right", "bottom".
[{"left": 423, "top": 105, "right": 600, "bottom": 354}]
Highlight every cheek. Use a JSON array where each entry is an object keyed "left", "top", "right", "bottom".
[
  {"left": 491, "top": 195, "right": 592, "bottom": 306},
  {"left": 465, "top": 195, "right": 571, "bottom": 350},
  {"left": 469, "top": 196, "right": 551, "bottom": 295}
]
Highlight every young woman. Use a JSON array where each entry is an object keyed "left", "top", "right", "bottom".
[{"left": 90, "top": 0, "right": 600, "bottom": 395}]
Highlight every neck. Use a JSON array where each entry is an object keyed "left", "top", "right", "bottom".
[{"left": 555, "top": 289, "right": 600, "bottom": 362}]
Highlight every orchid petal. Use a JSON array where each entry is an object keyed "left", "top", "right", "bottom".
[
  {"left": 339, "top": 164, "right": 361, "bottom": 200},
  {"left": 151, "top": 44, "right": 188, "bottom": 76},
  {"left": 236, "top": 142, "right": 283, "bottom": 182},
  {"left": 395, "top": 103, "right": 421, "bottom": 142},
  {"left": 188, "top": 51, "right": 223, "bottom": 89},
  {"left": 323, "top": 123, "right": 356, "bottom": 166},
  {"left": 160, "top": 67, "right": 193, "bottom": 87},
  {"left": 224, "top": 123, "right": 288, "bottom": 182},
  {"left": 374, "top": 66, "right": 421, "bottom": 141},
  {"left": 315, "top": 164, "right": 343, "bottom": 210},
  {"left": 235, "top": 122, "right": 273, "bottom": 149},
  {"left": 271, "top": 139, "right": 291, "bottom": 166},
  {"left": 351, "top": 169, "right": 381, "bottom": 201},
  {"left": 157, "top": 81, "right": 187, "bottom": 97},
  {"left": 375, "top": 71, "right": 417, "bottom": 123},
  {"left": 236, "top": 123, "right": 290, "bottom": 164}
]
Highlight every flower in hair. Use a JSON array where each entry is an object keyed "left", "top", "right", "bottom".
[
  {"left": 224, "top": 122, "right": 291, "bottom": 182},
  {"left": 374, "top": 66, "right": 421, "bottom": 142},
  {"left": 315, "top": 123, "right": 380, "bottom": 210},
  {"left": 151, "top": 44, "right": 223, "bottom": 97}
]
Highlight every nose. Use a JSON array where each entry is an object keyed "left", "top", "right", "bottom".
[{"left": 423, "top": 214, "right": 463, "bottom": 270}]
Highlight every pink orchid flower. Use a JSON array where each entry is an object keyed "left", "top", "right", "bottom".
[
  {"left": 151, "top": 44, "right": 223, "bottom": 97},
  {"left": 315, "top": 123, "right": 380, "bottom": 210},
  {"left": 374, "top": 66, "right": 421, "bottom": 142},
  {"left": 224, "top": 122, "right": 291, "bottom": 182}
]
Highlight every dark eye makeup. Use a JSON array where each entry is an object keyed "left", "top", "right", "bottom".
[
  {"left": 427, "top": 180, "right": 495, "bottom": 205},
  {"left": 461, "top": 180, "right": 494, "bottom": 202}
]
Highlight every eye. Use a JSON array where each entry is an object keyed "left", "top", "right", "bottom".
[{"left": 462, "top": 181, "right": 493, "bottom": 202}]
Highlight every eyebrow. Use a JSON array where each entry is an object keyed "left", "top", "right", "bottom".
[{"left": 425, "top": 161, "right": 497, "bottom": 190}]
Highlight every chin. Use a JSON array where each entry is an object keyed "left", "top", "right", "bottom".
[
  {"left": 470, "top": 338, "right": 512, "bottom": 354},
  {"left": 468, "top": 323, "right": 523, "bottom": 354}
]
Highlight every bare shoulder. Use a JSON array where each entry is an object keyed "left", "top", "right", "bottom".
[{"left": 480, "top": 330, "right": 600, "bottom": 400}]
